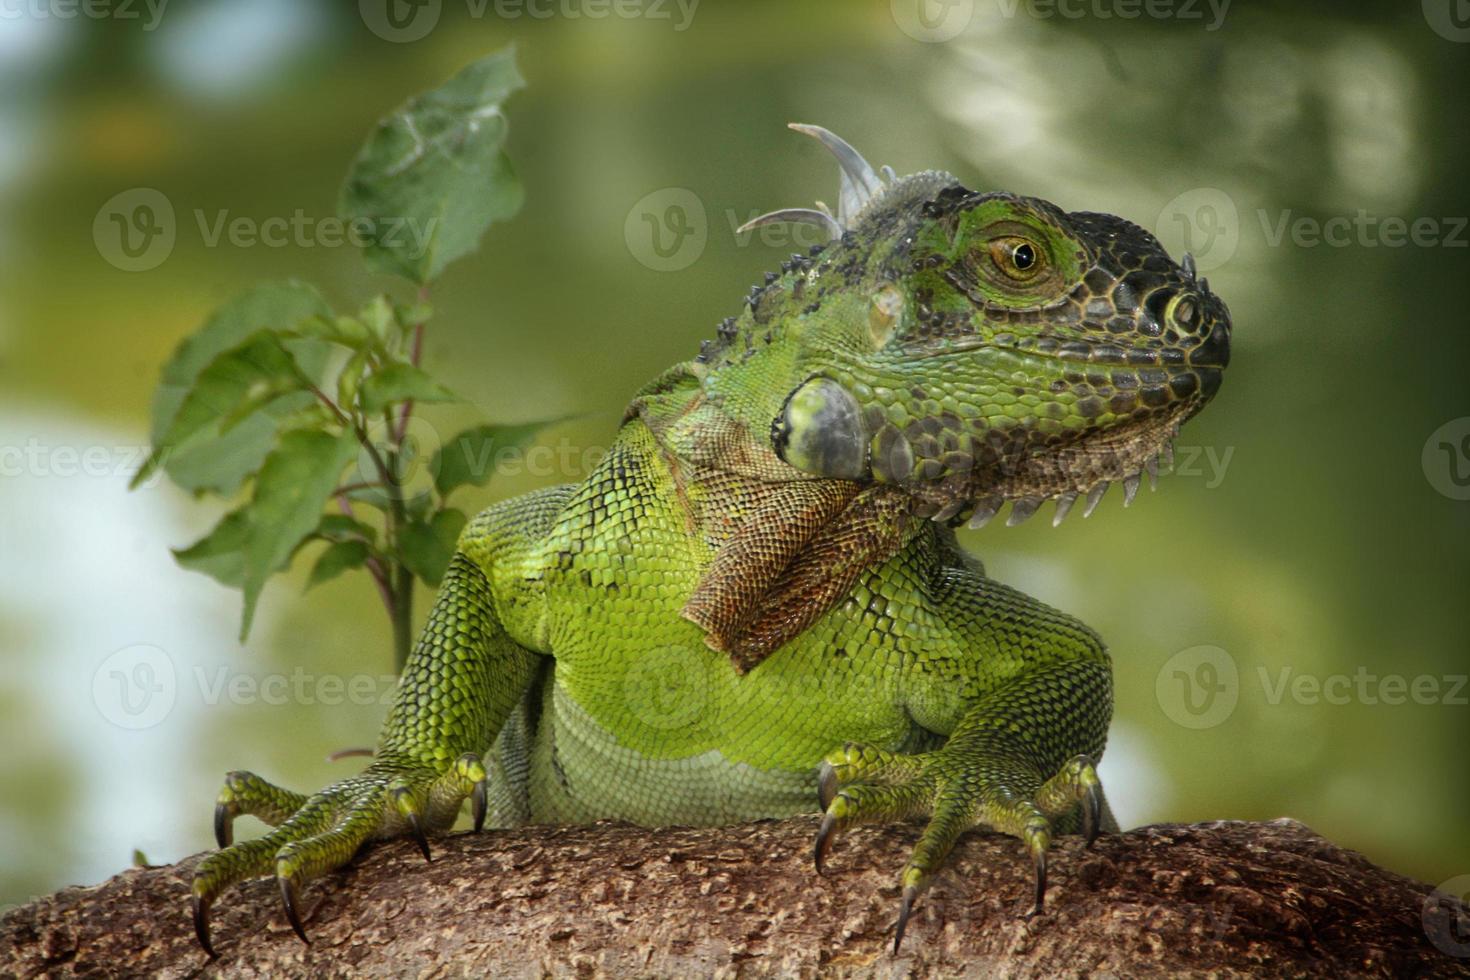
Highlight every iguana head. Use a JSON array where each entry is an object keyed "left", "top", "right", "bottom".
[{"left": 697, "top": 124, "right": 1231, "bottom": 527}]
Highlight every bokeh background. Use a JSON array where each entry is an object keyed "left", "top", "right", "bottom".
[{"left": 1, "top": 0, "right": 1467, "bottom": 911}]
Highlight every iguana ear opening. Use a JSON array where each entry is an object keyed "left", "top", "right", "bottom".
[{"left": 770, "top": 377, "right": 869, "bottom": 480}]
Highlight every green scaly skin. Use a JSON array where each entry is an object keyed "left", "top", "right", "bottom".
[{"left": 190, "top": 125, "right": 1231, "bottom": 956}]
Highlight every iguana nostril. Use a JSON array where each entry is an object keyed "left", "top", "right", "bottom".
[{"left": 1190, "top": 310, "right": 1232, "bottom": 369}]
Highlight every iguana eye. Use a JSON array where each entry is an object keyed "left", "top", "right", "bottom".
[{"left": 988, "top": 237, "right": 1044, "bottom": 280}]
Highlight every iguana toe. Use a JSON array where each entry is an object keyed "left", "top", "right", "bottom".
[
  {"left": 814, "top": 743, "right": 1106, "bottom": 952},
  {"left": 212, "top": 770, "right": 308, "bottom": 849},
  {"left": 189, "top": 752, "right": 487, "bottom": 955}
]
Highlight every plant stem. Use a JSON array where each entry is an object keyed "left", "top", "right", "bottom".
[
  {"left": 393, "top": 285, "right": 430, "bottom": 445},
  {"left": 390, "top": 562, "right": 414, "bottom": 673},
  {"left": 384, "top": 285, "right": 430, "bottom": 671},
  {"left": 337, "top": 494, "right": 395, "bottom": 612}
]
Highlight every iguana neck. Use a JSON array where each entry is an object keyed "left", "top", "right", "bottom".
[{"left": 624, "top": 352, "right": 807, "bottom": 488}]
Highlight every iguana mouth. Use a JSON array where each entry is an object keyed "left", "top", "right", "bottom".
[
  {"left": 905, "top": 311, "right": 1231, "bottom": 372},
  {"left": 948, "top": 401, "right": 1197, "bottom": 529}
]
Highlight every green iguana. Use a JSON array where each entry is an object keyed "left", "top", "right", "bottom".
[{"left": 192, "top": 124, "right": 1232, "bottom": 956}]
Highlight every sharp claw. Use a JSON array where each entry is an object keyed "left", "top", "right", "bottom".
[
  {"left": 472, "top": 780, "right": 487, "bottom": 833},
  {"left": 407, "top": 811, "right": 432, "bottom": 863},
  {"left": 213, "top": 802, "right": 232, "bottom": 849},
  {"left": 192, "top": 893, "right": 217, "bottom": 958},
  {"left": 1083, "top": 784, "right": 1101, "bottom": 848},
  {"left": 1030, "top": 846, "right": 1047, "bottom": 917},
  {"left": 817, "top": 761, "right": 837, "bottom": 811},
  {"left": 814, "top": 810, "right": 837, "bottom": 875},
  {"left": 280, "top": 875, "right": 310, "bottom": 946},
  {"left": 893, "top": 885, "right": 918, "bottom": 954}
]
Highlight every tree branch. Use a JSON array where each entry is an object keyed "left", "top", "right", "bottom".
[{"left": 2, "top": 819, "right": 1465, "bottom": 978}]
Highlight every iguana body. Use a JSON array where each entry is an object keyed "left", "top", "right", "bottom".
[{"left": 194, "top": 125, "right": 1231, "bottom": 955}]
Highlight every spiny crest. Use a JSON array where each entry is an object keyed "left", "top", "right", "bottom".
[
  {"left": 737, "top": 124, "right": 901, "bottom": 240},
  {"left": 697, "top": 124, "right": 944, "bottom": 365}
]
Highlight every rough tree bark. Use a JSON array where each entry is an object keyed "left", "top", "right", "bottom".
[{"left": 2, "top": 818, "right": 1467, "bottom": 978}]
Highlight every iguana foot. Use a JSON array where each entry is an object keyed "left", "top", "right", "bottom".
[
  {"left": 191, "top": 753, "right": 487, "bottom": 957},
  {"left": 814, "top": 742, "right": 1101, "bottom": 953}
]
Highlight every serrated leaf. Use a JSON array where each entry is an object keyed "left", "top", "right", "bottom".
[
  {"left": 238, "top": 429, "right": 362, "bottom": 639},
  {"left": 359, "top": 362, "right": 459, "bottom": 413},
  {"left": 172, "top": 508, "right": 252, "bottom": 588},
  {"left": 306, "top": 540, "right": 371, "bottom": 591},
  {"left": 218, "top": 376, "right": 309, "bottom": 435},
  {"left": 133, "top": 330, "right": 315, "bottom": 489},
  {"left": 339, "top": 46, "right": 525, "bottom": 283},
  {"left": 398, "top": 508, "right": 467, "bottom": 587},
  {"left": 432, "top": 418, "right": 561, "bottom": 496},
  {"left": 142, "top": 281, "right": 331, "bottom": 495}
]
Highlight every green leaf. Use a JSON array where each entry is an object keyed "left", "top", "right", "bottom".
[
  {"left": 335, "top": 349, "right": 371, "bottom": 412},
  {"left": 141, "top": 281, "right": 331, "bottom": 495},
  {"left": 359, "top": 362, "right": 459, "bottom": 413},
  {"left": 172, "top": 508, "right": 252, "bottom": 588},
  {"left": 315, "top": 513, "right": 377, "bottom": 544},
  {"left": 306, "top": 540, "right": 371, "bottom": 591},
  {"left": 291, "top": 313, "right": 376, "bottom": 350},
  {"left": 133, "top": 331, "right": 315, "bottom": 489},
  {"left": 398, "top": 508, "right": 468, "bottom": 587},
  {"left": 359, "top": 295, "right": 396, "bottom": 340},
  {"left": 238, "top": 429, "right": 362, "bottom": 639},
  {"left": 396, "top": 300, "right": 433, "bottom": 328},
  {"left": 432, "top": 418, "right": 561, "bottom": 496},
  {"left": 339, "top": 46, "right": 525, "bottom": 283}
]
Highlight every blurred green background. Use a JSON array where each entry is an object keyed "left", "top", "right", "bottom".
[{"left": 1, "top": 0, "right": 1467, "bottom": 910}]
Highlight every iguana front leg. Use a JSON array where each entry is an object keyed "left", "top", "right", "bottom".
[
  {"left": 191, "top": 491, "right": 560, "bottom": 957},
  {"left": 813, "top": 573, "right": 1114, "bottom": 952}
]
